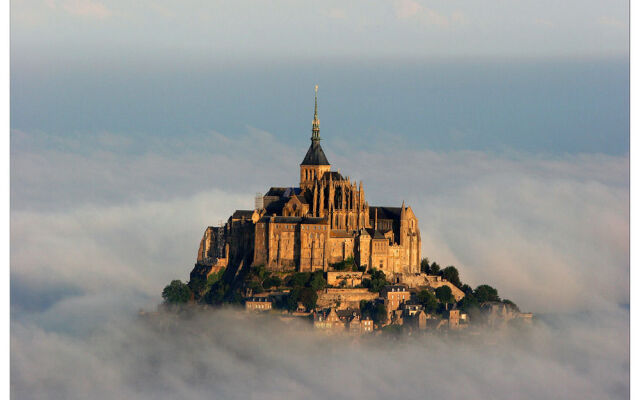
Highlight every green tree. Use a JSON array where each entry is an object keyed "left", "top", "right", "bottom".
[
  {"left": 188, "top": 276, "right": 206, "bottom": 297},
  {"left": 247, "top": 280, "right": 264, "bottom": 294},
  {"left": 309, "top": 271, "right": 327, "bottom": 291},
  {"left": 360, "top": 300, "right": 387, "bottom": 325},
  {"left": 420, "top": 258, "right": 431, "bottom": 274},
  {"left": 252, "top": 265, "right": 269, "bottom": 282},
  {"left": 299, "top": 287, "right": 318, "bottom": 310},
  {"left": 461, "top": 284, "right": 473, "bottom": 296},
  {"left": 207, "top": 267, "right": 226, "bottom": 288},
  {"left": 363, "top": 268, "right": 389, "bottom": 293},
  {"left": 474, "top": 285, "right": 500, "bottom": 303},
  {"left": 416, "top": 289, "right": 438, "bottom": 313},
  {"left": 457, "top": 293, "right": 479, "bottom": 311},
  {"left": 502, "top": 299, "right": 520, "bottom": 312},
  {"left": 430, "top": 262, "right": 441, "bottom": 275},
  {"left": 288, "top": 272, "right": 311, "bottom": 288},
  {"left": 162, "top": 280, "right": 192, "bottom": 304},
  {"left": 204, "top": 281, "right": 229, "bottom": 305},
  {"left": 435, "top": 286, "right": 454, "bottom": 305},
  {"left": 263, "top": 275, "right": 282, "bottom": 289},
  {"left": 286, "top": 286, "right": 302, "bottom": 311},
  {"left": 440, "top": 266, "right": 462, "bottom": 288}
]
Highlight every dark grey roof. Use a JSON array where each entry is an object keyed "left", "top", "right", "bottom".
[
  {"left": 302, "top": 217, "right": 328, "bottom": 225},
  {"left": 283, "top": 187, "right": 302, "bottom": 197},
  {"left": 232, "top": 210, "right": 254, "bottom": 219},
  {"left": 265, "top": 187, "right": 288, "bottom": 197},
  {"left": 264, "top": 199, "right": 285, "bottom": 215},
  {"left": 369, "top": 206, "right": 402, "bottom": 221},
  {"left": 273, "top": 216, "right": 303, "bottom": 223},
  {"left": 301, "top": 141, "right": 330, "bottom": 166},
  {"left": 257, "top": 216, "right": 328, "bottom": 225},
  {"left": 365, "top": 228, "right": 387, "bottom": 240},
  {"left": 320, "top": 171, "right": 343, "bottom": 181},
  {"left": 294, "top": 195, "right": 309, "bottom": 204}
]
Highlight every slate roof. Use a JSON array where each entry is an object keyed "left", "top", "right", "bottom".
[
  {"left": 257, "top": 216, "right": 328, "bottom": 225},
  {"left": 232, "top": 210, "right": 254, "bottom": 219},
  {"left": 330, "top": 230, "right": 354, "bottom": 238},
  {"left": 301, "top": 141, "right": 330, "bottom": 166},
  {"left": 369, "top": 206, "right": 403, "bottom": 221},
  {"left": 264, "top": 199, "right": 285, "bottom": 215},
  {"left": 265, "top": 187, "right": 288, "bottom": 197},
  {"left": 294, "top": 194, "right": 309, "bottom": 204},
  {"left": 365, "top": 228, "right": 387, "bottom": 240},
  {"left": 302, "top": 217, "right": 328, "bottom": 225},
  {"left": 320, "top": 171, "right": 344, "bottom": 181}
]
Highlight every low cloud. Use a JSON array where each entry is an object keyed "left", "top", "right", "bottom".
[
  {"left": 11, "top": 128, "right": 628, "bottom": 397},
  {"left": 11, "top": 307, "right": 629, "bottom": 400}
]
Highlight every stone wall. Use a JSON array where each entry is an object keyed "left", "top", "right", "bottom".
[
  {"left": 396, "top": 273, "right": 465, "bottom": 301},
  {"left": 316, "top": 288, "right": 378, "bottom": 309}
]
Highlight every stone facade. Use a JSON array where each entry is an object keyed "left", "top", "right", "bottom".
[
  {"left": 326, "top": 271, "right": 363, "bottom": 287},
  {"left": 316, "top": 288, "right": 379, "bottom": 310},
  {"left": 395, "top": 273, "right": 466, "bottom": 301},
  {"left": 195, "top": 89, "right": 422, "bottom": 278}
]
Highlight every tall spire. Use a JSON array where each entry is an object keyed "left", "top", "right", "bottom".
[{"left": 312, "top": 84, "right": 320, "bottom": 141}]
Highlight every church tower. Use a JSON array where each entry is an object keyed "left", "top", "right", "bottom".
[{"left": 300, "top": 85, "right": 331, "bottom": 189}]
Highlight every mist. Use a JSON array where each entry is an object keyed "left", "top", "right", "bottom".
[
  {"left": 11, "top": 307, "right": 629, "bottom": 400},
  {"left": 10, "top": 126, "right": 628, "bottom": 398}
]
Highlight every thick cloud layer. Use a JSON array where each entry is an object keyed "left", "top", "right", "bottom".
[
  {"left": 11, "top": 308, "right": 629, "bottom": 400},
  {"left": 11, "top": 129, "right": 628, "bottom": 398}
]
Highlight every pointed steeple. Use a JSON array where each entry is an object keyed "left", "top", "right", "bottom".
[
  {"left": 312, "top": 84, "right": 320, "bottom": 141},
  {"left": 301, "top": 85, "right": 329, "bottom": 167}
]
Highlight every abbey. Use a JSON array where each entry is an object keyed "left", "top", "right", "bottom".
[{"left": 197, "top": 87, "right": 421, "bottom": 277}]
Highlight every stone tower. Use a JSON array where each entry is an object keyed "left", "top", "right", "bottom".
[{"left": 300, "top": 85, "right": 331, "bottom": 189}]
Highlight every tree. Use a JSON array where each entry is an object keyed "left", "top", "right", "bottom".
[
  {"left": 204, "top": 281, "right": 229, "bottom": 305},
  {"left": 360, "top": 300, "right": 387, "bottom": 325},
  {"left": 474, "top": 285, "right": 500, "bottom": 303},
  {"left": 247, "top": 280, "right": 264, "bottom": 294},
  {"left": 188, "top": 276, "right": 206, "bottom": 297},
  {"left": 430, "top": 262, "right": 441, "bottom": 275},
  {"left": 263, "top": 275, "right": 282, "bottom": 289},
  {"left": 162, "top": 280, "right": 192, "bottom": 304},
  {"left": 286, "top": 286, "right": 303, "bottom": 311},
  {"left": 457, "top": 293, "right": 479, "bottom": 311},
  {"left": 299, "top": 288, "right": 318, "bottom": 310},
  {"left": 363, "top": 268, "right": 389, "bottom": 293},
  {"left": 207, "top": 267, "right": 226, "bottom": 288},
  {"left": 461, "top": 284, "right": 473, "bottom": 296},
  {"left": 420, "top": 258, "right": 431, "bottom": 274},
  {"left": 287, "top": 272, "right": 311, "bottom": 288},
  {"left": 435, "top": 286, "right": 454, "bottom": 305},
  {"left": 416, "top": 289, "right": 438, "bottom": 313},
  {"left": 309, "top": 271, "right": 327, "bottom": 291},
  {"left": 502, "top": 299, "right": 520, "bottom": 312},
  {"left": 440, "top": 266, "right": 462, "bottom": 288}
]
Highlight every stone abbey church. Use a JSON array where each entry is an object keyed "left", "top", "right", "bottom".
[{"left": 196, "top": 88, "right": 422, "bottom": 277}]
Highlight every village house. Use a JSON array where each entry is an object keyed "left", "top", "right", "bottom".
[{"left": 245, "top": 297, "right": 273, "bottom": 312}]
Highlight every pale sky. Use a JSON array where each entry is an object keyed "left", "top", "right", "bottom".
[{"left": 12, "top": 0, "right": 629, "bottom": 62}]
